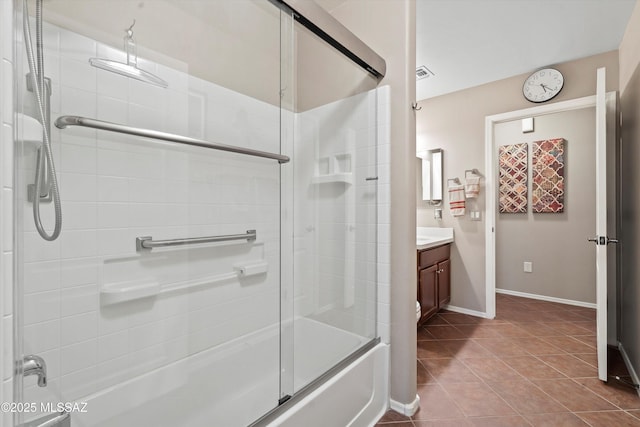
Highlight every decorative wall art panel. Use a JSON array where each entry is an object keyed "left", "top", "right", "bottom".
[
  {"left": 532, "top": 138, "right": 565, "bottom": 213},
  {"left": 498, "top": 143, "right": 528, "bottom": 213}
]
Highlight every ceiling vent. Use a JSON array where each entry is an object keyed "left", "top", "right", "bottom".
[{"left": 416, "top": 65, "right": 435, "bottom": 80}]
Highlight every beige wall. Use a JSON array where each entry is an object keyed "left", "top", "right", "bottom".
[
  {"left": 329, "top": 0, "right": 418, "bottom": 409},
  {"left": 495, "top": 108, "right": 596, "bottom": 304},
  {"left": 619, "top": 1, "right": 640, "bottom": 93},
  {"left": 416, "top": 50, "right": 619, "bottom": 313},
  {"left": 38, "top": 0, "right": 283, "bottom": 106},
  {"left": 619, "top": 0, "right": 640, "bottom": 386}
]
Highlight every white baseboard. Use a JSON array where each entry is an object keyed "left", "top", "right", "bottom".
[
  {"left": 496, "top": 288, "right": 596, "bottom": 309},
  {"left": 389, "top": 394, "right": 420, "bottom": 417},
  {"left": 618, "top": 342, "right": 640, "bottom": 397},
  {"left": 441, "top": 304, "right": 491, "bottom": 319}
]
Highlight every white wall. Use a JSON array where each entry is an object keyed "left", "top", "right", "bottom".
[{"left": 0, "top": 0, "right": 14, "bottom": 425}]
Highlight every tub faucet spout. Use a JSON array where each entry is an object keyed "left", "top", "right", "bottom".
[{"left": 23, "top": 355, "right": 47, "bottom": 387}]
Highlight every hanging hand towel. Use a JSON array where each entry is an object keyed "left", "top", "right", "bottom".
[
  {"left": 465, "top": 173, "right": 481, "bottom": 198},
  {"left": 448, "top": 183, "right": 466, "bottom": 216}
]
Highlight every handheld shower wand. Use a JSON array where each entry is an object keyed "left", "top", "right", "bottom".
[{"left": 23, "top": 0, "right": 62, "bottom": 241}]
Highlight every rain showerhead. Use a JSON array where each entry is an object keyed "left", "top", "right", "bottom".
[
  {"left": 89, "top": 57, "right": 168, "bottom": 88},
  {"left": 89, "top": 20, "right": 168, "bottom": 89}
]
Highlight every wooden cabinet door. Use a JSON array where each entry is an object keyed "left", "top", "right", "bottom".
[
  {"left": 419, "top": 265, "right": 438, "bottom": 321},
  {"left": 438, "top": 259, "right": 451, "bottom": 307}
]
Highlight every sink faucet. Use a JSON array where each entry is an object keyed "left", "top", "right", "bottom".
[{"left": 23, "top": 355, "right": 47, "bottom": 387}]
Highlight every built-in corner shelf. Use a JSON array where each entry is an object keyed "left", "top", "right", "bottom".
[
  {"left": 312, "top": 152, "right": 353, "bottom": 184},
  {"left": 311, "top": 173, "right": 353, "bottom": 184}
]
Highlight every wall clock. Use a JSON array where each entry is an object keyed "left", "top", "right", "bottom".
[{"left": 522, "top": 68, "right": 564, "bottom": 103}]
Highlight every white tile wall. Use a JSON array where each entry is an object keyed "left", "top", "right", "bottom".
[
  {"left": 17, "top": 21, "right": 282, "bottom": 416},
  {"left": 0, "top": 0, "right": 14, "bottom": 425},
  {"left": 292, "top": 85, "right": 391, "bottom": 344}
]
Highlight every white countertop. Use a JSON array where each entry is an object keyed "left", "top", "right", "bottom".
[{"left": 417, "top": 227, "right": 454, "bottom": 250}]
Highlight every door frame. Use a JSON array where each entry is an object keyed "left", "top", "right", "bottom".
[{"left": 484, "top": 93, "right": 617, "bottom": 319}]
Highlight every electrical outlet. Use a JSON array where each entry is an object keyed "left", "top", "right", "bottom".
[{"left": 523, "top": 261, "right": 533, "bottom": 273}]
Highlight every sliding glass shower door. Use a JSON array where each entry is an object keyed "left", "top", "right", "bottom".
[
  {"left": 279, "top": 16, "right": 380, "bottom": 398},
  {"left": 15, "top": 1, "right": 287, "bottom": 426}
]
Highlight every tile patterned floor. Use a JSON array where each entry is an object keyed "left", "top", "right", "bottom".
[{"left": 375, "top": 294, "right": 640, "bottom": 426}]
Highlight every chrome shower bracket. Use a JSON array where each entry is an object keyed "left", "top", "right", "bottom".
[
  {"left": 26, "top": 73, "right": 53, "bottom": 203},
  {"left": 25, "top": 73, "right": 51, "bottom": 95},
  {"left": 27, "top": 147, "right": 53, "bottom": 203}
]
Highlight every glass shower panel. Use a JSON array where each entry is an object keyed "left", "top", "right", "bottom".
[
  {"left": 14, "top": 1, "right": 286, "bottom": 426},
  {"left": 288, "top": 19, "right": 379, "bottom": 394}
]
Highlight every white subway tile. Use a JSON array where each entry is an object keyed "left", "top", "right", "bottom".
[
  {"left": 2, "top": 315, "right": 11, "bottom": 381},
  {"left": 128, "top": 103, "right": 162, "bottom": 131},
  {"left": 60, "top": 339, "right": 97, "bottom": 375},
  {"left": 97, "top": 330, "right": 129, "bottom": 363},
  {"left": 60, "top": 143, "right": 96, "bottom": 175},
  {"left": 61, "top": 86, "right": 96, "bottom": 118},
  {"left": 97, "top": 203, "right": 129, "bottom": 229},
  {"left": 24, "top": 260, "right": 60, "bottom": 294},
  {"left": 2, "top": 188, "right": 10, "bottom": 250},
  {"left": 23, "top": 232, "right": 60, "bottom": 263},
  {"left": 97, "top": 176, "right": 128, "bottom": 202},
  {"left": 60, "top": 172, "right": 97, "bottom": 202},
  {"left": 60, "top": 229, "right": 97, "bottom": 259},
  {"left": 23, "top": 290, "right": 60, "bottom": 325},
  {"left": 24, "top": 319, "right": 60, "bottom": 355},
  {"left": 96, "top": 67, "right": 128, "bottom": 101},
  {"left": 96, "top": 228, "right": 132, "bottom": 256},
  {"left": 128, "top": 178, "right": 164, "bottom": 203},
  {"left": 97, "top": 95, "right": 128, "bottom": 124},
  {"left": 63, "top": 202, "right": 97, "bottom": 230},
  {"left": 96, "top": 354, "right": 131, "bottom": 390},
  {"left": 61, "top": 58, "right": 96, "bottom": 92},
  {"left": 2, "top": 59, "right": 12, "bottom": 125},
  {"left": 60, "top": 284, "right": 98, "bottom": 317},
  {"left": 60, "top": 258, "right": 98, "bottom": 289},
  {"left": 59, "top": 30, "right": 96, "bottom": 62},
  {"left": 2, "top": 252, "right": 12, "bottom": 316},
  {"left": 2, "top": 123, "right": 12, "bottom": 188},
  {"left": 129, "top": 322, "right": 165, "bottom": 352},
  {"left": 59, "top": 365, "right": 99, "bottom": 402},
  {"left": 1, "top": 0, "right": 12, "bottom": 62},
  {"left": 97, "top": 148, "right": 133, "bottom": 178},
  {"left": 60, "top": 311, "right": 97, "bottom": 347}
]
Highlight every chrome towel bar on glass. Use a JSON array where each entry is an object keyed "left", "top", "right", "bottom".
[
  {"left": 55, "top": 116, "right": 290, "bottom": 164},
  {"left": 136, "top": 230, "right": 257, "bottom": 252}
]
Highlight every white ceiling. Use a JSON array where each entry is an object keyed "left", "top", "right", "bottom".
[{"left": 416, "top": 0, "right": 637, "bottom": 101}]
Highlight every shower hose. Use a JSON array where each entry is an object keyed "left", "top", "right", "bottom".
[{"left": 23, "top": 0, "right": 62, "bottom": 241}]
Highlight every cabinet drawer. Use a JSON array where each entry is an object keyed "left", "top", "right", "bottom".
[{"left": 419, "top": 244, "right": 450, "bottom": 268}]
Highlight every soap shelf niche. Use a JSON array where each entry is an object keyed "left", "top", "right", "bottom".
[{"left": 312, "top": 152, "right": 353, "bottom": 184}]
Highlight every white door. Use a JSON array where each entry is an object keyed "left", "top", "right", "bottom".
[{"left": 593, "top": 67, "right": 617, "bottom": 382}]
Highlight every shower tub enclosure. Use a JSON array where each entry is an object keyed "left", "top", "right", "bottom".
[{"left": 11, "top": 0, "right": 388, "bottom": 426}]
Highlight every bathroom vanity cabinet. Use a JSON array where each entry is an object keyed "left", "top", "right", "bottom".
[{"left": 417, "top": 244, "right": 450, "bottom": 324}]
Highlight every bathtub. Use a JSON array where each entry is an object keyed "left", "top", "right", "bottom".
[{"left": 61, "top": 318, "right": 388, "bottom": 427}]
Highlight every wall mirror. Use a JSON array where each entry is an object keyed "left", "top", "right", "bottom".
[{"left": 417, "top": 148, "right": 443, "bottom": 205}]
